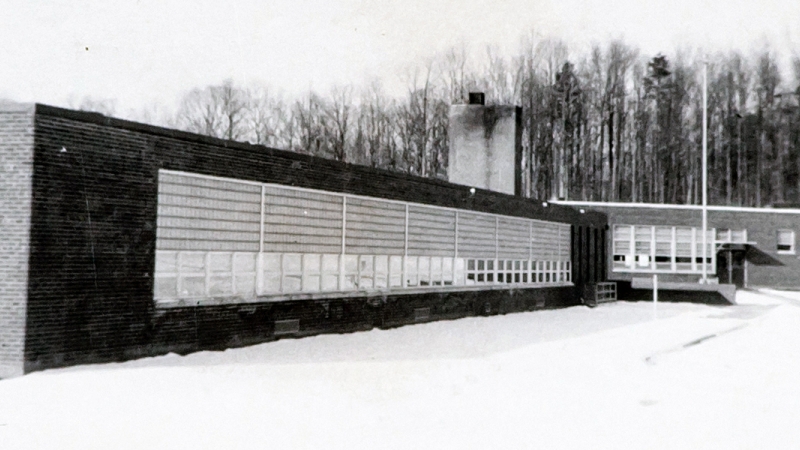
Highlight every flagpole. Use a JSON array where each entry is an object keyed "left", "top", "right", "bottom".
[{"left": 702, "top": 60, "right": 708, "bottom": 283}]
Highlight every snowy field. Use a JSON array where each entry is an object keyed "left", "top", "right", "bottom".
[{"left": 2, "top": 289, "right": 800, "bottom": 450}]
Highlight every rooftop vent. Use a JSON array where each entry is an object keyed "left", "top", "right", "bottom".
[{"left": 468, "top": 92, "right": 485, "bottom": 105}]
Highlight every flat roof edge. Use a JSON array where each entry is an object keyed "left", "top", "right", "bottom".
[{"left": 553, "top": 200, "right": 800, "bottom": 215}]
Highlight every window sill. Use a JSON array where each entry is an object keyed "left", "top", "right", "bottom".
[
  {"left": 154, "top": 282, "right": 575, "bottom": 308},
  {"left": 612, "top": 268, "right": 715, "bottom": 275}
]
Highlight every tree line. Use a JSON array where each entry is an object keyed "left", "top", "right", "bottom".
[{"left": 88, "top": 35, "right": 800, "bottom": 207}]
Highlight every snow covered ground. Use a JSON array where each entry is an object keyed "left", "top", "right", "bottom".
[{"left": 2, "top": 289, "right": 800, "bottom": 449}]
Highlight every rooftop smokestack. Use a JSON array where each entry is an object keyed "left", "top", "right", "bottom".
[{"left": 448, "top": 96, "right": 522, "bottom": 196}]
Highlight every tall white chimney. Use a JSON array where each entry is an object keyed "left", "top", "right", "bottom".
[{"left": 448, "top": 93, "right": 522, "bottom": 196}]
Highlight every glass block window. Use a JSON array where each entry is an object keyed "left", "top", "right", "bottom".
[{"left": 155, "top": 169, "right": 577, "bottom": 305}]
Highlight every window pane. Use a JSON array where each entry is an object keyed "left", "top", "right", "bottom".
[
  {"left": 304, "top": 254, "right": 321, "bottom": 274},
  {"left": 778, "top": 230, "right": 795, "bottom": 252},
  {"left": 154, "top": 276, "right": 177, "bottom": 299},
  {"left": 155, "top": 251, "right": 177, "bottom": 274},
  {"left": 233, "top": 253, "right": 256, "bottom": 273},
  {"left": 655, "top": 227, "right": 672, "bottom": 270},
  {"left": 344, "top": 255, "right": 358, "bottom": 274},
  {"left": 390, "top": 256, "right": 403, "bottom": 275},
  {"left": 235, "top": 274, "right": 256, "bottom": 297},
  {"left": 209, "top": 252, "right": 232, "bottom": 273},
  {"left": 676, "top": 228, "right": 693, "bottom": 270},
  {"left": 431, "top": 257, "right": 442, "bottom": 274},
  {"left": 322, "top": 274, "right": 339, "bottom": 291},
  {"left": 263, "top": 253, "right": 281, "bottom": 273},
  {"left": 303, "top": 275, "right": 321, "bottom": 292},
  {"left": 612, "top": 224, "right": 630, "bottom": 269},
  {"left": 614, "top": 225, "right": 632, "bottom": 240},
  {"left": 731, "top": 230, "right": 746, "bottom": 243},
  {"left": 343, "top": 275, "right": 357, "bottom": 289},
  {"left": 405, "top": 257, "right": 418, "bottom": 286},
  {"left": 283, "top": 275, "right": 302, "bottom": 292},
  {"left": 375, "top": 255, "right": 388, "bottom": 274},
  {"left": 360, "top": 255, "right": 374, "bottom": 274},
  {"left": 283, "top": 254, "right": 302, "bottom": 273},
  {"left": 418, "top": 257, "right": 430, "bottom": 285},
  {"left": 322, "top": 254, "right": 340, "bottom": 273},
  {"left": 634, "top": 226, "right": 651, "bottom": 257},
  {"left": 442, "top": 258, "right": 453, "bottom": 284},
  {"left": 262, "top": 272, "right": 281, "bottom": 293},
  {"left": 180, "top": 252, "right": 205, "bottom": 274},
  {"left": 209, "top": 275, "right": 233, "bottom": 296},
  {"left": 454, "top": 258, "right": 465, "bottom": 285},
  {"left": 181, "top": 276, "right": 205, "bottom": 297}
]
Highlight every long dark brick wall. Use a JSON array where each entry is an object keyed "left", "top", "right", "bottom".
[
  {"left": 24, "top": 104, "right": 606, "bottom": 372},
  {"left": 27, "top": 110, "right": 159, "bottom": 371}
]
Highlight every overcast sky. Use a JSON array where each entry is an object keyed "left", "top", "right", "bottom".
[{"left": 1, "top": 0, "right": 798, "bottom": 117}]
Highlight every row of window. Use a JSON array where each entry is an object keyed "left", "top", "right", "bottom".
[
  {"left": 465, "top": 259, "right": 570, "bottom": 283},
  {"left": 153, "top": 251, "right": 571, "bottom": 301},
  {"left": 612, "top": 225, "right": 716, "bottom": 273},
  {"left": 613, "top": 225, "right": 798, "bottom": 273}
]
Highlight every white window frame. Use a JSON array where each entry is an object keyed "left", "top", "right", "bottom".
[
  {"left": 611, "top": 224, "right": 716, "bottom": 274},
  {"left": 777, "top": 229, "right": 796, "bottom": 255}
]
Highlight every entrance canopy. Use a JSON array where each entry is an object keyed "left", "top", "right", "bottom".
[{"left": 717, "top": 243, "right": 783, "bottom": 266}]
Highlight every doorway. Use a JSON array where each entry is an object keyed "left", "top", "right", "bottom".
[{"left": 717, "top": 249, "right": 745, "bottom": 288}]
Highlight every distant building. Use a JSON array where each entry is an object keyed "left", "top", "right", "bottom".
[{"left": 554, "top": 201, "right": 800, "bottom": 290}]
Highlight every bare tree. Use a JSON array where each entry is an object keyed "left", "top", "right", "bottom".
[
  {"left": 398, "top": 59, "right": 438, "bottom": 176},
  {"left": 754, "top": 49, "right": 781, "bottom": 206},
  {"left": 358, "top": 80, "right": 396, "bottom": 168},
  {"left": 155, "top": 35, "right": 800, "bottom": 207},
  {"left": 291, "top": 91, "right": 328, "bottom": 157},
  {"left": 439, "top": 43, "right": 476, "bottom": 104},
  {"left": 242, "top": 85, "right": 288, "bottom": 148},
  {"left": 175, "top": 79, "right": 248, "bottom": 141},
  {"left": 324, "top": 85, "right": 354, "bottom": 162},
  {"left": 484, "top": 45, "right": 517, "bottom": 105}
]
